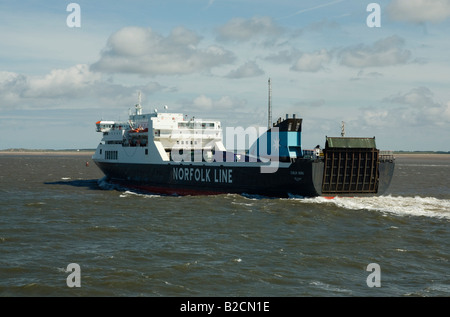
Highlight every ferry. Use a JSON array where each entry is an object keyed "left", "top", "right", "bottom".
[{"left": 92, "top": 88, "right": 395, "bottom": 198}]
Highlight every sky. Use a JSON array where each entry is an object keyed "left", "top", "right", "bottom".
[{"left": 1, "top": 0, "right": 450, "bottom": 151}]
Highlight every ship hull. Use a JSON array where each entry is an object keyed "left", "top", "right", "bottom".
[{"left": 94, "top": 159, "right": 394, "bottom": 198}]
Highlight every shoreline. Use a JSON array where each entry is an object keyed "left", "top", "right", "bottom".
[
  {"left": 394, "top": 153, "right": 450, "bottom": 160},
  {"left": 394, "top": 153, "right": 450, "bottom": 157},
  {"left": 0, "top": 150, "right": 95, "bottom": 156}
]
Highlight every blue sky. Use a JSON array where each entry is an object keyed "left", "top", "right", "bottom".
[{"left": 1, "top": 0, "right": 450, "bottom": 151}]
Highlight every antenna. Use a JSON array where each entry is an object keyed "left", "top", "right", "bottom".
[
  {"left": 341, "top": 121, "right": 345, "bottom": 137},
  {"left": 268, "top": 78, "right": 272, "bottom": 129}
]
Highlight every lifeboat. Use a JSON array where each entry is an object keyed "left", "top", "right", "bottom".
[{"left": 128, "top": 127, "right": 148, "bottom": 133}]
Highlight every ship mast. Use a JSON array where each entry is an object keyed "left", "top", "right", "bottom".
[
  {"left": 135, "top": 91, "right": 142, "bottom": 115},
  {"left": 268, "top": 78, "right": 272, "bottom": 129}
]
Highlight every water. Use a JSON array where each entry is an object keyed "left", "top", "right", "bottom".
[{"left": 0, "top": 153, "right": 449, "bottom": 297}]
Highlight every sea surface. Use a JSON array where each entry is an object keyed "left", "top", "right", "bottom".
[{"left": 0, "top": 153, "right": 449, "bottom": 297}]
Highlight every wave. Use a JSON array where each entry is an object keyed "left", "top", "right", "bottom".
[
  {"left": 119, "top": 191, "right": 162, "bottom": 199},
  {"left": 97, "top": 177, "right": 162, "bottom": 198},
  {"left": 309, "top": 281, "right": 353, "bottom": 295},
  {"left": 97, "top": 176, "right": 121, "bottom": 191},
  {"left": 292, "top": 195, "right": 450, "bottom": 220}
]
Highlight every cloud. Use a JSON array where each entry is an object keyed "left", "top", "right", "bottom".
[
  {"left": 291, "top": 49, "right": 332, "bottom": 72},
  {"left": 24, "top": 64, "right": 102, "bottom": 98},
  {"left": 358, "top": 108, "right": 390, "bottom": 128},
  {"left": 191, "top": 94, "right": 246, "bottom": 111},
  {"left": 265, "top": 48, "right": 332, "bottom": 72},
  {"left": 302, "top": 19, "right": 341, "bottom": 33},
  {"left": 267, "top": 36, "right": 411, "bottom": 72},
  {"left": 383, "top": 87, "right": 450, "bottom": 126},
  {"left": 265, "top": 49, "right": 302, "bottom": 64},
  {"left": 387, "top": 0, "right": 450, "bottom": 23},
  {"left": 360, "top": 87, "right": 450, "bottom": 129},
  {"left": 0, "top": 65, "right": 101, "bottom": 107},
  {"left": 225, "top": 61, "right": 265, "bottom": 78},
  {"left": 350, "top": 70, "right": 383, "bottom": 81},
  {"left": 339, "top": 36, "right": 411, "bottom": 68},
  {"left": 383, "top": 87, "right": 437, "bottom": 108},
  {"left": 216, "top": 16, "right": 284, "bottom": 42},
  {"left": 184, "top": 94, "right": 255, "bottom": 128},
  {"left": 91, "top": 26, "right": 235, "bottom": 76},
  {"left": 0, "top": 65, "right": 166, "bottom": 110}
]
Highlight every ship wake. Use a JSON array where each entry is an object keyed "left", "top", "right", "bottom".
[
  {"left": 292, "top": 195, "right": 450, "bottom": 220},
  {"left": 97, "top": 177, "right": 163, "bottom": 198}
]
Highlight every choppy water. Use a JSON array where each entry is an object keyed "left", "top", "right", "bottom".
[{"left": 0, "top": 153, "right": 449, "bottom": 297}]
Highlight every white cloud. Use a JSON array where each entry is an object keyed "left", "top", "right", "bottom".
[
  {"left": 265, "top": 48, "right": 332, "bottom": 72},
  {"left": 193, "top": 95, "right": 214, "bottom": 109},
  {"left": 24, "top": 64, "right": 102, "bottom": 98},
  {"left": 387, "top": 0, "right": 450, "bottom": 23},
  {"left": 225, "top": 61, "right": 265, "bottom": 78},
  {"left": 266, "top": 37, "right": 411, "bottom": 73},
  {"left": 291, "top": 49, "right": 332, "bottom": 72},
  {"left": 384, "top": 87, "right": 436, "bottom": 108},
  {"left": 383, "top": 87, "right": 450, "bottom": 126},
  {"left": 0, "top": 65, "right": 166, "bottom": 110},
  {"left": 0, "top": 66, "right": 102, "bottom": 109},
  {"left": 91, "top": 26, "right": 235, "bottom": 75},
  {"left": 359, "top": 108, "right": 390, "bottom": 128},
  {"left": 339, "top": 36, "right": 411, "bottom": 68},
  {"left": 265, "top": 49, "right": 302, "bottom": 64},
  {"left": 216, "top": 16, "right": 284, "bottom": 42},
  {"left": 191, "top": 94, "right": 245, "bottom": 111},
  {"left": 359, "top": 87, "right": 450, "bottom": 129}
]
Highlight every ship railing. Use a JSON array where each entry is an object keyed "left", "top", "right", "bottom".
[
  {"left": 302, "top": 149, "right": 324, "bottom": 160},
  {"left": 380, "top": 150, "right": 395, "bottom": 162},
  {"left": 158, "top": 131, "right": 221, "bottom": 139}
]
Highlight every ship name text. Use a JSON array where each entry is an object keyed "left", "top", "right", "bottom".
[{"left": 173, "top": 167, "right": 233, "bottom": 184}]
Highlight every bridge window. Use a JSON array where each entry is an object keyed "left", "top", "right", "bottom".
[{"left": 105, "top": 150, "right": 118, "bottom": 160}]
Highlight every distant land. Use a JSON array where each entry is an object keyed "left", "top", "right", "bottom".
[
  {"left": 0, "top": 149, "right": 95, "bottom": 155},
  {"left": 0, "top": 148, "right": 95, "bottom": 153},
  {"left": 394, "top": 151, "right": 450, "bottom": 154}
]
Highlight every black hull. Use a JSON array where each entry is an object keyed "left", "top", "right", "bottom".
[{"left": 94, "top": 159, "right": 394, "bottom": 198}]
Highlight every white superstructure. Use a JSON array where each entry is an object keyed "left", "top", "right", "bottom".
[{"left": 93, "top": 95, "right": 226, "bottom": 164}]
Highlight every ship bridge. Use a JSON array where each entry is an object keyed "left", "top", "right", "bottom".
[{"left": 250, "top": 114, "right": 303, "bottom": 162}]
